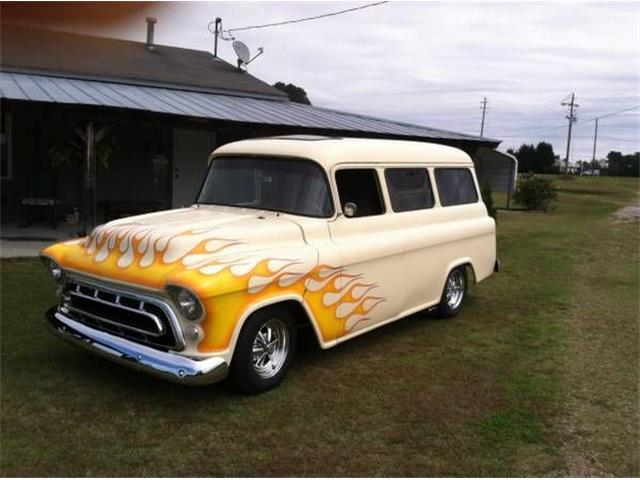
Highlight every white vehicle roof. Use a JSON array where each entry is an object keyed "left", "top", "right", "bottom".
[{"left": 212, "top": 136, "right": 473, "bottom": 168}]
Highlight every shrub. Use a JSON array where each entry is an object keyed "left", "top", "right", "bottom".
[
  {"left": 513, "top": 173, "right": 557, "bottom": 211},
  {"left": 481, "top": 181, "right": 498, "bottom": 222}
]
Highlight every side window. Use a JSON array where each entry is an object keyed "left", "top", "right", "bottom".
[
  {"left": 434, "top": 168, "right": 478, "bottom": 206},
  {"left": 335, "top": 168, "right": 385, "bottom": 217},
  {"left": 385, "top": 168, "right": 434, "bottom": 212}
]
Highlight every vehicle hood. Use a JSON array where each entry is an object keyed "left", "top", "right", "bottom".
[{"left": 42, "top": 206, "right": 318, "bottom": 294}]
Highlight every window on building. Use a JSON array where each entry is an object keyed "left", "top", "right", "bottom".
[
  {"left": 385, "top": 168, "right": 434, "bottom": 212},
  {"left": 1, "top": 114, "right": 12, "bottom": 180},
  {"left": 434, "top": 168, "right": 478, "bottom": 206},
  {"left": 335, "top": 168, "right": 385, "bottom": 217}
]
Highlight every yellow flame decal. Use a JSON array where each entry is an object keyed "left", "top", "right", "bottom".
[{"left": 43, "top": 228, "right": 386, "bottom": 352}]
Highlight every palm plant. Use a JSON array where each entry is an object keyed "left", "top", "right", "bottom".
[
  {"left": 48, "top": 122, "right": 117, "bottom": 234},
  {"left": 49, "top": 123, "right": 117, "bottom": 169}
]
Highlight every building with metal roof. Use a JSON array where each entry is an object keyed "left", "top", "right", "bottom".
[
  {"left": 0, "top": 23, "right": 507, "bottom": 231},
  {"left": 1, "top": 25, "right": 286, "bottom": 100},
  {"left": 0, "top": 71, "right": 498, "bottom": 144}
]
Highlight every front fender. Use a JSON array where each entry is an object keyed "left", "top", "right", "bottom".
[
  {"left": 164, "top": 245, "right": 319, "bottom": 353},
  {"left": 42, "top": 233, "right": 324, "bottom": 355}
]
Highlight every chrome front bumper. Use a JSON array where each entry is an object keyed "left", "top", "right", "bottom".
[{"left": 46, "top": 307, "right": 229, "bottom": 386}]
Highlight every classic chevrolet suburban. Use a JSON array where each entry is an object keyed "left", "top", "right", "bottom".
[{"left": 42, "top": 137, "right": 498, "bottom": 394}]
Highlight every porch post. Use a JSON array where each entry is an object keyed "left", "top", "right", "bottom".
[{"left": 84, "top": 121, "right": 97, "bottom": 233}]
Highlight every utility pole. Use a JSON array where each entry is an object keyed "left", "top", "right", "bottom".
[
  {"left": 591, "top": 117, "right": 599, "bottom": 164},
  {"left": 561, "top": 93, "right": 579, "bottom": 173},
  {"left": 480, "top": 97, "right": 488, "bottom": 136}
]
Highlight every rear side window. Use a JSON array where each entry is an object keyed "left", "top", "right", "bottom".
[
  {"left": 435, "top": 168, "right": 478, "bottom": 206},
  {"left": 335, "top": 169, "right": 385, "bottom": 217},
  {"left": 385, "top": 168, "right": 434, "bottom": 212}
]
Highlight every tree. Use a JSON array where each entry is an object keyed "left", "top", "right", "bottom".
[
  {"left": 508, "top": 142, "right": 558, "bottom": 173},
  {"left": 508, "top": 144, "right": 535, "bottom": 172},
  {"left": 534, "top": 142, "right": 557, "bottom": 173},
  {"left": 605, "top": 151, "right": 639, "bottom": 177},
  {"left": 273, "top": 82, "right": 311, "bottom": 105}
]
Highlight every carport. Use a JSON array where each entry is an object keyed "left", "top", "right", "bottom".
[{"left": 473, "top": 147, "right": 518, "bottom": 208}]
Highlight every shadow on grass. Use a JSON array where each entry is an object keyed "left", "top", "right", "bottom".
[
  {"left": 556, "top": 187, "right": 614, "bottom": 196},
  {"left": 50, "top": 304, "right": 450, "bottom": 402}
]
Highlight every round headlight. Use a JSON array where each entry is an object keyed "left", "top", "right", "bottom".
[{"left": 175, "top": 288, "right": 200, "bottom": 319}]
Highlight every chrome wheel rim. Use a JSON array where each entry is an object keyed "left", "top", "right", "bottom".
[
  {"left": 252, "top": 318, "right": 289, "bottom": 379},
  {"left": 445, "top": 270, "right": 465, "bottom": 310}
]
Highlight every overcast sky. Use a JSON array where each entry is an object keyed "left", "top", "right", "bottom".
[{"left": 21, "top": 1, "right": 640, "bottom": 161}]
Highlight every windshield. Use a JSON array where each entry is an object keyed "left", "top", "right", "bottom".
[{"left": 197, "top": 156, "right": 334, "bottom": 218}]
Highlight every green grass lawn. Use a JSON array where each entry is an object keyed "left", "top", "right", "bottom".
[{"left": 1, "top": 176, "right": 638, "bottom": 476}]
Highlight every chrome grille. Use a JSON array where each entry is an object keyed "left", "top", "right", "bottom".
[{"left": 60, "top": 279, "right": 183, "bottom": 350}]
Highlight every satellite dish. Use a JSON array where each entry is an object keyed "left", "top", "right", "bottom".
[{"left": 233, "top": 40, "right": 251, "bottom": 64}]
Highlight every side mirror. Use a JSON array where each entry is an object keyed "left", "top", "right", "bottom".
[{"left": 343, "top": 202, "right": 357, "bottom": 218}]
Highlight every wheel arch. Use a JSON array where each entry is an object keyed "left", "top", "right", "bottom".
[
  {"left": 439, "top": 258, "right": 476, "bottom": 300},
  {"left": 227, "top": 294, "right": 332, "bottom": 359},
  {"left": 445, "top": 257, "right": 477, "bottom": 282},
  {"left": 433, "top": 259, "right": 473, "bottom": 318}
]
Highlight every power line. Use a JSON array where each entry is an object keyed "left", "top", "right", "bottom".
[
  {"left": 584, "top": 105, "right": 639, "bottom": 159},
  {"left": 503, "top": 124, "right": 568, "bottom": 136},
  {"left": 596, "top": 135, "right": 640, "bottom": 143},
  {"left": 499, "top": 132, "right": 637, "bottom": 140},
  {"left": 476, "top": 103, "right": 638, "bottom": 134},
  {"left": 583, "top": 105, "right": 639, "bottom": 123},
  {"left": 216, "top": 1, "right": 388, "bottom": 37},
  {"left": 498, "top": 133, "right": 568, "bottom": 138}
]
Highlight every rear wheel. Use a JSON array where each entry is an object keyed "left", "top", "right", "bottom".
[
  {"left": 435, "top": 266, "right": 468, "bottom": 318},
  {"left": 229, "top": 306, "right": 296, "bottom": 395}
]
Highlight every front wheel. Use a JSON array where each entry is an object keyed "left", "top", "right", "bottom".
[
  {"left": 229, "top": 306, "right": 297, "bottom": 395},
  {"left": 435, "top": 266, "right": 468, "bottom": 318}
]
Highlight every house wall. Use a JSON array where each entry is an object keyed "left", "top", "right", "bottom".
[
  {"left": 1, "top": 111, "right": 78, "bottom": 223},
  {"left": 0, "top": 103, "right": 174, "bottom": 225},
  {"left": 96, "top": 123, "right": 173, "bottom": 218},
  {"left": 172, "top": 128, "right": 216, "bottom": 208}
]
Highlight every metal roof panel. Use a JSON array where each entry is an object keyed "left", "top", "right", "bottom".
[{"left": 0, "top": 72, "right": 500, "bottom": 145}]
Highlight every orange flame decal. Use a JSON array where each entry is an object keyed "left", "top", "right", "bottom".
[{"left": 44, "top": 227, "right": 386, "bottom": 352}]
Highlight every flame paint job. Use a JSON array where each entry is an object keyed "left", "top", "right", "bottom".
[{"left": 42, "top": 220, "right": 385, "bottom": 353}]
